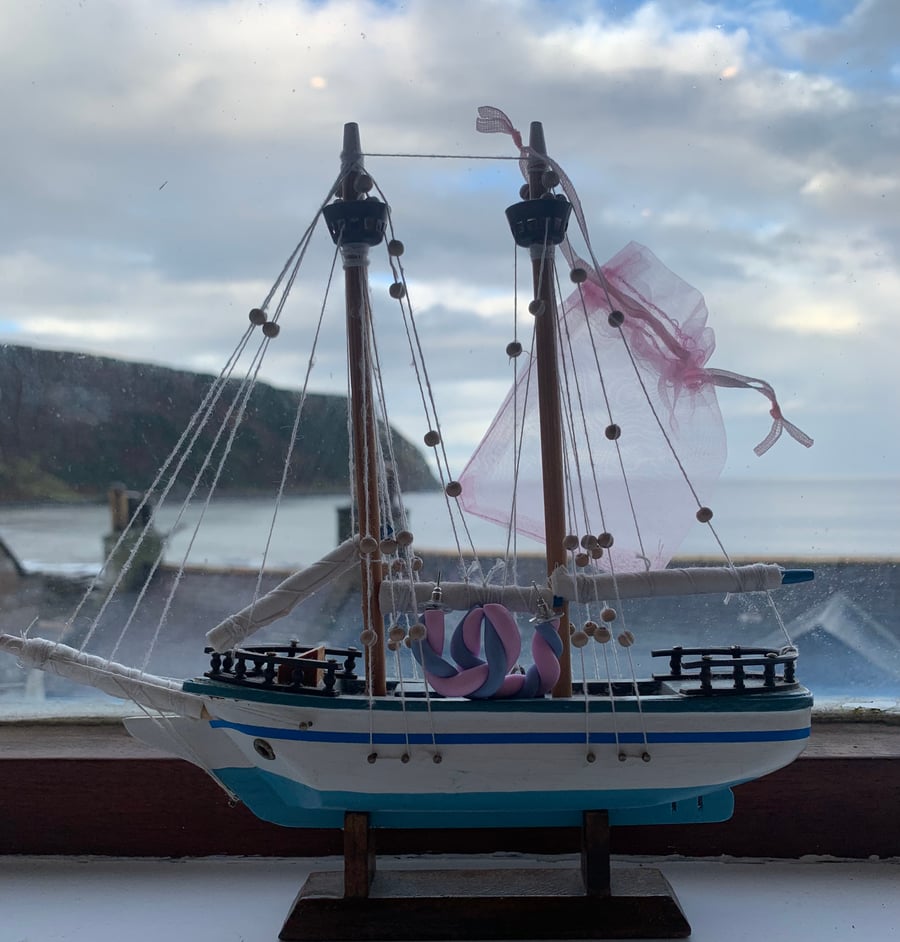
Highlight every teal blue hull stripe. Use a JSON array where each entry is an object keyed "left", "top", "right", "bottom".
[
  {"left": 209, "top": 718, "right": 810, "bottom": 745},
  {"left": 212, "top": 765, "right": 738, "bottom": 829}
]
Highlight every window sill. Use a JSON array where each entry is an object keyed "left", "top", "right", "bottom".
[{"left": 1, "top": 718, "right": 898, "bottom": 858}]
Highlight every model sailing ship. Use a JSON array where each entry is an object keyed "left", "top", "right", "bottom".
[{"left": 1, "top": 107, "right": 815, "bottom": 830}]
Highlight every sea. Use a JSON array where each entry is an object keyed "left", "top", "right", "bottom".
[{"left": 1, "top": 476, "right": 897, "bottom": 572}]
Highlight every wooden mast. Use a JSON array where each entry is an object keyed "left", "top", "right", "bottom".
[
  {"left": 332, "top": 123, "right": 386, "bottom": 696},
  {"left": 512, "top": 121, "right": 573, "bottom": 697}
]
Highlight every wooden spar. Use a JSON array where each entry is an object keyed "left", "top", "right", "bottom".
[
  {"left": 338, "top": 123, "right": 386, "bottom": 697},
  {"left": 526, "top": 122, "right": 572, "bottom": 697}
]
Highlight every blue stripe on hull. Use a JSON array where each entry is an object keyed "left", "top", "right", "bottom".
[
  {"left": 213, "top": 765, "right": 737, "bottom": 829},
  {"left": 209, "top": 717, "right": 811, "bottom": 746}
]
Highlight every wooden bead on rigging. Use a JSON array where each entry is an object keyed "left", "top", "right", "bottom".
[
  {"left": 563, "top": 534, "right": 580, "bottom": 551},
  {"left": 445, "top": 481, "right": 462, "bottom": 498},
  {"left": 387, "top": 239, "right": 404, "bottom": 257},
  {"left": 601, "top": 607, "right": 617, "bottom": 623},
  {"left": 354, "top": 173, "right": 374, "bottom": 194},
  {"left": 597, "top": 532, "right": 614, "bottom": 548},
  {"left": 396, "top": 530, "right": 414, "bottom": 547},
  {"left": 408, "top": 622, "right": 427, "bottom": 642},
  {"left": 506, "top": 341, "right": 523, "bottom": 358},
  {"left": 528, "top": 299, "right": 545, "bottom": 317},
  {"left": 262, "top": 322, "right": 280, "bottom": 338},
  {"left": 410, "top": 555, "right": 424, "bottom": 572},
  {"left": 569, "top": 267, "right": 588, "bottom": 284},
  {"left": 605, "top": 424, "right": 621, "bottom": 440},
  {"left": 575, "top": 552, "right": 590, "bottom": 567},
  {"left": 359, "top": 535, "right": 379, "bottom": 556},
  {"left": 595, "top": 626, "right": 612, "bottom": 643},
  {"left": 571, "top": 630, "right": 589, "bottom": 648},
  {"left": 359, "top": 629, "right": 377, "bottom": 647},
  {"left": 608, "top": 310, "right": 625, "bottom": 328},
  {"left": 696, "top": 506, "right": 714, "bottom": 523},
  {"left": 617, "top": 630, "right": 635, "bottom": 647},
  {"left": 541, "top": 169, "right": 560, "bottom": 189},
  {"left": 389, "top": 282, "right": 406, "bottom": 299},
  {"left": 379, "top": 538, "right": 398, "bottom": 555},
  {"left": 248, "top": 308, "right": 267, "bottom": 325},
  {"left": 388, "top": 625, "right": 406, "bottom": 643},
  {"left": 423, "top": 430, "right": 441, "bottom": 447}
]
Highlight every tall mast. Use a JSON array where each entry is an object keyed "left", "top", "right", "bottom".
[
  {"left": 505, "top": 121, "right": 573, "bottom": 697},
  {"left": 324, "top": 123, "right": 388, "bottom": 696}
]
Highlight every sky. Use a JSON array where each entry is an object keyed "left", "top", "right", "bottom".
[{"left": 2, "top": 0, "right": 899, "bottom": 486}]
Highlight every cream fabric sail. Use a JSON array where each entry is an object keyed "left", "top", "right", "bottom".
[{"left": 0, "top": 634, "right": 205, "bottom": 717}]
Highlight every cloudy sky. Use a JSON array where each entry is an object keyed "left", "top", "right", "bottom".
[{"left": 3, "top": 0, "right": 898, "bottom": 486}]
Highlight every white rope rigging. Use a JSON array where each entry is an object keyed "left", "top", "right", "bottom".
[
  {"left": 137, "top": 340, "right": 272, "bottom": 672},
  {"left": 80, "top": 326, "right": 258, "bottom": 658},
  {"left": 12, "top": 114, "right": 810, "bottom": 720},
  {"left": 248, "top": 243, "right": 343, "bottom": 620},
  {"left": 374, "top": 186, "right": 482, "bottom": 574}
]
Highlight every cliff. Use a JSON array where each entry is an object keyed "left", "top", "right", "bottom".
[{"left": 0, "top": 345, "right": 437, "bottom": 501}]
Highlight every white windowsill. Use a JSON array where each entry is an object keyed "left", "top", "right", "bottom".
[{"left": 2, "top": 854, "right": 898, "bottom": 942}]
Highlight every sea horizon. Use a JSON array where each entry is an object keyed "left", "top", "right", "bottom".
[{"left": 1, "top": 475, "right": 897, "bottom": 572}]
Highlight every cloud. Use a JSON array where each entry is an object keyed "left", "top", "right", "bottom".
[{"left": 1, "top": 0, "right": 898, "bottom": 486}]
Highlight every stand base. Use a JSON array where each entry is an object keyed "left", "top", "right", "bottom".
[
  {"left": 280, "top": 866, "right": 690, "bottom": 940},
  {"left": 279, "top": 812, "right": 691, "bottom": 940}
]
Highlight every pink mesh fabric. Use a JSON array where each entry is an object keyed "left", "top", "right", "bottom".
[
  {"left": 459, "top": 243, "right": 732, "bottom": 573},
  {"left": 462, "top": 108, "right": 812, "bottom": 572}
]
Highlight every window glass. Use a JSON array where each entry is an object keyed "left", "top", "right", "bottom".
[{"left": 1, "top": 1, "right": 897, "bottom": 716}]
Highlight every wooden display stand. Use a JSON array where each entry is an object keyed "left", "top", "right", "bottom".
[{"left": 279, "top": 811, "right": 690, "bottom": 940}]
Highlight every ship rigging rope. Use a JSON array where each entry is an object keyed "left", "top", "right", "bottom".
[
  {"left": 474, "top": 107, "right": 782, "bottom": 680},
  {"left": 391, "top": 642, "right": 413, "bottom": 759},
  {"left": 364, "top": 152, "right": 522, "bottom": 160},
  {"left": 77, "top": 172, "right": 337, "bottom": 668},
  {"left": 133, "top": 336, "right": 272, "bottom": 672},
  {"left": 578, "top": 644, "right": 592, "bottom": 757},
  {"left": 503, "top": 247, "right": 520, "bottom": 584},
  {"left": 375, "top": 183, "right": 486, "bottom": 576},
  {"left": 599, "top": 639, "right": 622, "bottom": 754},
  {"left": 562, "top": 260, "right": 650, "bottom": 568},
  {"left": 72, "top": 324, "right": 257, "bottom": 659},
  {"left": 555, "top": 266, "right": 601, "bottom": 551},
  {"left": 135, "top": 703, "right": 242, "bottom": 805},
  {"left": 374, "top": 181, "right": 481, "bottom": 573},
  {"left": 365, "top": 244, "right": 427, "bottom": 621},
  {"left": 249, "top": 242, "right": 342, "bottom": 621}
]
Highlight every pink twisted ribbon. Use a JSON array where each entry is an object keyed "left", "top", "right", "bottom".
[{"left": 413, "top": 603, "right": 562, "bottom": 700}]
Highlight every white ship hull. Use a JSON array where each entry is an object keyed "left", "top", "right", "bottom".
[{"left": 126, "top": 678, "right": 811, "bottom": 829}]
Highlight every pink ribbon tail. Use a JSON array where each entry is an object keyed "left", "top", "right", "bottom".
[
  {"left": 476, "top": 105, "right": 523, "bottom": 151},
  {"left": 476, "top": 107, "right": 814, "bottom": 461},
  {"left": 703, "top": 368, "right": 814, "bottom": 456}
]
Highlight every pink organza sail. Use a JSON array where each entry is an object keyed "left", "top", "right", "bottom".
[{"left": 458, "top": 241, "right": 811, "bottom": 574}]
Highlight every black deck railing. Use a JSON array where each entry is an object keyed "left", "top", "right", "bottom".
[
  {"left": 204, "top": 641, "right": 364, "bottom": 696},
  {"left": 652, "top": 645, "right": 799, "bottom": 695}
]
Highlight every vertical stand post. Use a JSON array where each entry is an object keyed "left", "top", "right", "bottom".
[
  {"left": 343, "top": 811, "right": 375, "bottom": 898},
  {"left": 581, "top": 810, "right": 611, "bottom": 897}
]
